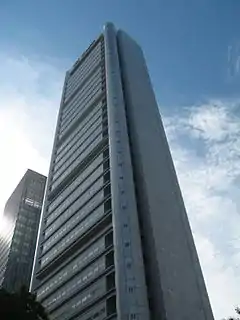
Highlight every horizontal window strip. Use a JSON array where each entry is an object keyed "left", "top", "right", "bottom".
[
  {"left": 59, "top": 85, "right": 103, "bottom": 139},
  {"left": 63, "top": 66, "right": 102, "bottom": 113},
  {"left": 65, "top": 53, "right": 103, "bottom": 99},
  {"left": 54, "top": 120, "right": 105, "bottom": 174},
  {"left": 62, "top": 68, "right": 103, "bottom": 123},
  {"left": 47, "top": 154, "right": 105, "bottom": 215},
  {"left": 56, "top": 101, "right": 103, "bottom": 156},
  {"left": 46, "top": 165, "right": 105, "bottom": 227},
  {"left": 37, "top": 237, "right": 106, "bottom": 300},
  {"left": 41, "top": 257, "right": 106, "bottom": 310},
  {"left": 53, "top": 126, "right": 104, "bottom": 181},
  {"left": 46, "top": 177, "right": 105, "bottom": 231},
  {"left": 49, "top": 277, "right": 106, "bottom": 319},
  {"left": 67, "top": 44, "right": 102, "bottom": 89},
  {"left": 58, "top": 89, "right": 104, "bottom": 141},
  {"left": 56, "top": 109, "right": 104, "bottom": 163},
  {"left": 41, "top": 198, "right": 109, "bottom": 267},
  {"left": 51, "top": 134, "right": 105, "bottom": 191},
  {"left": 44, "top": 190, "right": 106, "bottom": 243}
]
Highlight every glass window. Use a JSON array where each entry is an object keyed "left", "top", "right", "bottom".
[
  {"left": 73, "top": 303, "right": 106, "bottom": 320},
  {"left": 51, "top": 134, "right": 104, "bottom": 191},
  {"left": 45, "top": 189, "right": 105, "bottom": 239},
  {"left": 48, "top": 153, "right": 104, "bottom": 214},
  {"left": 43, "top": 203, "right": 105, "bottom": 253},
  {"left": 56, "top": 107, "right": 103, "bottom": 162},
  {"left": 66, "top": 49, "right": 101, "bottom": 93},
  {"left": 62, "top": 67, "right": 102, "bottom": 121},
  {"left": 64, "top": 66, "right": 102, "bottom": 112},
  {"left": 65, "top": 56, "right": 102, "bottom": 100},
  {"left": 57, "top": 101, "right": 103, "bottom": 155},
  {"left": 54, "top": 129, "right": 103, "bottom": 181},
  {"left": 66, "top": 44, "right": 101, "bottom": 89},
  {"left": 47, "top": 165, "right": 104, "bottom": 227},
  {"left": 42, "top": 257, "right": 105, "bottom": 309},
  {"left": 59, "top": 85, "right": 103, "bottom": 139},
  {"left": 41, "top": 190, "right": 106, "bottom": 266},
  {"left": 65, "top": 44, "right": 102, "bottom": 97},
  {"left": 54, "top": 119, "right": 103, "bottom": 172},
  {"left": 37, "top": 238, "right": 105, "bottom": 300},
  {"left": 50, "top": 278, "right": 106, "bottom": 320}
]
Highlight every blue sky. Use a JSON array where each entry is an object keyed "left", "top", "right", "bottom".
[
  {"left": 0, "top": 1, "right": 240, "bottom": 319},
  {"left": 1, "top": 0, "right": 240, "bottom": 104}
]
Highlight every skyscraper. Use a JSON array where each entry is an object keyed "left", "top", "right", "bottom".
[
  {"left": 31, "top": 23, "right": 214, "bottom": 320},
  {"left": 0, "top": 169, "right": 46, "bottom": 293}
]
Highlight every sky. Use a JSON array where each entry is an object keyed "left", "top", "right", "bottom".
[{"left": 0, "top": 1, "right": 239, "bottom": 318}]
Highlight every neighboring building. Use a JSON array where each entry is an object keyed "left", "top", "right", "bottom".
[
  {"left": 0, "top": 169, "right": 46, "bottom": 293},
  {"left": 31, "top": 23, "right": 214, "bottom": 320}
]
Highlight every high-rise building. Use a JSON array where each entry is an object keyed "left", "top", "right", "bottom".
[
  {"left": 0, "top": 169, "right": 46, "bottom": 293},
  {"left": 31, "top": 23, "right": 214, "bottom": 320}
]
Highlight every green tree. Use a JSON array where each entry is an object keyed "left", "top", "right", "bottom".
[
  {"left": 0, "top": 286, "right": 49, "bottom": 320},
  {"left": 225, "top": 307, "right": 240, "bottom": 320}
]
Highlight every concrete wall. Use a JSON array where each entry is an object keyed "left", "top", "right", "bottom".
[
  {"left": 104, "top": 22, "right": 150, "bottom": 320},
  {"left": 117, "top": 30, "right": 214, "bottom": 320}
]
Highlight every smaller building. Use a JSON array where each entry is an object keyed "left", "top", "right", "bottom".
[{"left": 0, "top": 169, "right": 46, "bottom": 293}]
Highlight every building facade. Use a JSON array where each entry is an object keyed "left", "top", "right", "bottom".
[
  {"left": 0, "top": 169, "right": 46, "bottom": 293},
  {"left": 31, "top": 23, "right": 214, "bottom": 320}
]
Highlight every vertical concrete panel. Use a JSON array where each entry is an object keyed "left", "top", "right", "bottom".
[
  {"left": 104, "top": 23, "right": 150, "bottom": 320},
  {"left": 117, "top": 30, "right": 214, "bottom": 320}
]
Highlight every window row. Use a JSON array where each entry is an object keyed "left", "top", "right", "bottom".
[
  {"left": 43, "top": 202, "right": 105, "bottom": 254},
  {"left": 62, "top": 67, "right": 102, "bottom": 124},
  {"left": 60, "top": 81, "right": 103, "bottom": 138},
  {"left": 74, "top": 303, "right": 106, "bottom": 320},
  {"left": 47, "top": 153, "right": 104, "bottom": 215},
  {"left": 18, "top": 214, "right": 37, "bottom": 225},
  {"left": 37, "top": 237, "right": 105, "bottom": 300},
  {"left": 66, "top": 43, "right": 102, "bottom": 96},
  {"left": 47, "top": 165, "right": 104, "bottom": 228},
  {"left": 66, "top": 43, "right": 102, "bottom": 90},
  {"left": 50, "top": 278, "right": 106, "bottom": 320},
  {"left": 62, "top": 71, "right": 103, "bottom": 132},
  {"left": 67, "top": 44, "right": 101, "bottom": 88},
  {"left": 47, "top": 174, "right": 104, "bottom": 227},
  {"left": 56, "top": 106, "right": 103, "bottom": 162},
  {"left": 51, "top": 134, "right": 104, "bottom": 191},
  {"left": 54, "top": 117, "right": 104, "bottom": 172},
  {"left": 53, "top": 127, "right": 104, "bottom": 182},
  {"left": 43, "top": 258, "right": 106, "bottom": 310},
  {"left": 60, "top": 94, "right": 104, "bottom": 146},
  {"left": 58, "top": 87, "right": 104, "bottom": 141},
  {"left": 45, "top": 190, "right": 105, "bottom": 240},
  {"left": 57, "top": 100, "right": 103, "bottom": 155},
  {"left": 61, "top": 81, "right": 102, "bottom": 136},
  {"left": 41, "top": 197, "right": 108, "bottom": 267},
  {"left": 65, "top": 52, "right": 103, "bottom": 100}
]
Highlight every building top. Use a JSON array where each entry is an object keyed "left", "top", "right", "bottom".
[{"left": 3, "top": 169, "right": 47, "bottom": 219}]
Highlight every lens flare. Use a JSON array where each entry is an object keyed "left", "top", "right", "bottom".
[{"left": 0, "top": 214, "right": 14, "bottom": 245}]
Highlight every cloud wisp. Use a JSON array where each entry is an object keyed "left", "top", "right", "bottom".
[
  {"left": 0, "top": 51, "right": 239, "bottom": 319},
  {"left": 163, "top": 100, "right": 240, "bottom": 319},
  {"left": 0, "top": 53, "right": 65, "bottom": 215}
]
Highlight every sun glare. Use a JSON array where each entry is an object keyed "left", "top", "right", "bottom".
[{"left": 0, "top": 214, "right": 13, "bottom": 244}]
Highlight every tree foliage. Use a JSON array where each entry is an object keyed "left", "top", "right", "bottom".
[
  {"left": 0, "top": 286, "right": 49, "bottom": 320},
  {"left": 224, "top": 307, "right": 240, "bottom": 320}
]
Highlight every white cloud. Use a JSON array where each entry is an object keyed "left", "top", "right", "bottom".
[
  {"left": 0, "top": 53, "right": 65, "bottom": 216},
  {"left": 0, "top": 52, "right": 239, "bottom": 320},
  {"left": 163, "top": 99, "right": 240, "bottom": 319},
  {"left": 195, "top": 234, "right": 240, "bottom": 319}
]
